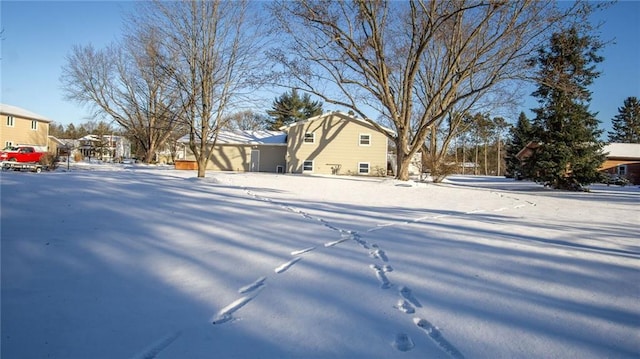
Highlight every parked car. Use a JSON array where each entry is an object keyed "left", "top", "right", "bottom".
[{"left": 602, "top": 174, "right": 630, "bottom": 187}]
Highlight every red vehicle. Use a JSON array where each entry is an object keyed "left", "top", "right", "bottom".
[{"left": 0, "top": 146, "right": 46, "bottom": 163}]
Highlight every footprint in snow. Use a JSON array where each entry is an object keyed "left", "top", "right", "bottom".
[
  {"left": 369, "top": 264, "right": 392, "bottom": 289},
  {"left": 274, "top": 257, "right": 302, "bottom": 274},
  {"left": 394, "top": 299, "right": 415, "bottom": 314},
  {"left": 399, "top": 286, "right": 422, "bottom": 308},
  {"left": 211, "top": 287, "right": 263, "bottom": 325},
  {"left": 290, "top": 247, "right": 315, "bottom": 256},
  {"left": 370, "top": 248, "right": 389, "bottom": 262},
  {"left": 371, "top": 264, "right": 393, "bottom": 273},
  {"left": 392, "top": 333, "right": 415, "bottom": 352},
  {"left": 351, "top": 234, "right": 370, "bottom": 249},
  {"left": 238, "top": 277, "right": 266, "bottom": 294},
  {"left": 320, "top": 219, "right": 339, "bottom": 231},
  {"left": 324, "top": 233, "right": 353, "bottom": 247},
  {"left": 414, "top": 318, "right": 465, "bottom": 359}
]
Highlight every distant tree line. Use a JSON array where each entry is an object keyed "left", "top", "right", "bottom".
[{"left": 49, "top": 120, "right": 121, "bottom": 140}]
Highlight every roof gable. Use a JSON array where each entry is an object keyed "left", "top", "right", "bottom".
[
  {"left": 0, "top": 103, "right": 52, "bottom": 123},
  {"left": 279, "top": 111, "right": 395, "bottom": 136}
]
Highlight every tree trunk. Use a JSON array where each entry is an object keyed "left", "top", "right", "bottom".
[
  {"left": 396, "top": 150, "right": 411, "bottom": 181},
  {"left": 484, "top": 142, "right": 488, "bottom": 175},
  {"left": 497, "top": 138, "right": 501, "bottom": 176},
  {"left": 395, "top": 133, "right": 411, "bottom": 180},
  {"left": 461, "top": 140, "right": 466, "bottom": 175},
  {"left": 197, "top": 158, "right": 207, "bottom": 177},
  {"left": 474, "top": 145, "right": 479, "bottom": 175}
]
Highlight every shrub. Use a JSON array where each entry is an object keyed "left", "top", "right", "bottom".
[{"left": 38, "top": 154, "right": 59, "bottom": 170}]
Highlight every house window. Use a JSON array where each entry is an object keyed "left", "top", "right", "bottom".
[
  {"left": 6, "top": 116, "right": 14, "bottom": 127},
  {"left": 31, "top": 120, "right": 38, "bottom": 130},
  {"left": 304, "top": 132, "right": 315, "bottom": 144},
  {"left": 359, "top": 134, "right": 371, "bottom": 146},
  {"left": 617, "top": 165, "right": 627, "bottom": 176},
  {"left": 303, "top": 160, "right": 313, "bottom": 172},
  {"left": 358, "top": 162, "right": 370, "bottom": 175}
]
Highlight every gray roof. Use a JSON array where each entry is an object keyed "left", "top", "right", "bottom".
[
  {"left": 179, "top": 130, "right": 287, "bottom": 145},
  {"left": 0, "top": 103, "right": 52, "bottom": 123},
  {"left": 216, "top": 130, "right": 286, "bottom": 145}
]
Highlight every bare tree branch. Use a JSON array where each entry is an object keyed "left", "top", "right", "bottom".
[{"left": 268, "top": 0, "right": 593, "bottom": 180}]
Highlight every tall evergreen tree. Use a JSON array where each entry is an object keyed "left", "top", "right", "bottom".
[
  {"left": 504, "top": 112, "right": 533, "bottom": 178},
  {"left": 265, "top": 89, "right": 323, "bottom": 130},
  {"left": 523, "top": 27, "right": 605, "bottom": 190},
  {"left": 608, "top": 96, "right": 640, "bottom": 143}
]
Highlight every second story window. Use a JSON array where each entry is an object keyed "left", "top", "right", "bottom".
[
  {"left": 359, "top": 134, "right": 371, "bottom": 146},
  {"left": 31, "top": 120, "right": 38, "bottom": 130},
  {"left": 6, "top": 116, "right": 14, "bottom": 127},
  {"left": 304, "top": 132, "right": 315, "bottom": 144}
]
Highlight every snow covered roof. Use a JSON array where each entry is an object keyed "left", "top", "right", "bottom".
[
  {"left": 279, "top": 111, "right": 396, "bottom": 136},
  {"left": 217, "top": 130, "right": 286, "bottom": 145},
  {"left": 178, "top": 130, "right": 287, "bottom": 145},
  {"left": 0, "top": 103, "right": 52, "bottom": 123},
  {"left": 603, "top": 143, "right": 640, "bottom": 159}
]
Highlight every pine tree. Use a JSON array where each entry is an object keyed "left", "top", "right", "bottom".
[
  {"left": 265, "top": 89, "right": 323, "bottom": 130},
  {"left": 504, "top": 112, "right": 532, "bottom": 179},
  {"left": 523, "top": 27, "right": 605, "bottom": 190},
  {"left": 608, "top": 96, "right": 640, "bottom": 143}
]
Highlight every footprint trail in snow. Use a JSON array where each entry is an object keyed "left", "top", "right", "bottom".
[{"left": 210, "top": 181, "right": 521, "bottom": 357}]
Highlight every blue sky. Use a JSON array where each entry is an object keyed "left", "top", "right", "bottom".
[{"left": 1, "top": 1, "right": 639, "bottom": 134}]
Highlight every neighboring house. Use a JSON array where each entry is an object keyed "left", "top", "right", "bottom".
[
  {"left": 281, "top": 112, "right": 393, "bottom": 175},
  {"left": 180, "top": 130, "right": 287, "bottom": 172},
  {"left": 515, "top": 141, "right": 540, "bottom": 163},
  {"left": 154, "top": 141, "right": 187, "bottom": 165},
  {"left": 600, "top": 143, "right": 640, "bottom": 185},
  {"left": 48, "top": 136, "right": 70, "bottom": 157},
  {"left": 77, "top": 134, "right": 132, "bottom": 161},
  {"left": 1, "top": 103, "right": 51, "bottom": 151},
  {"left": 516, "top": 141, "right": 640, "bottom": 185}
]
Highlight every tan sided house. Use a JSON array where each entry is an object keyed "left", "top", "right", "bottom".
[
  {"left": 281, "top": 112, "right": 392, "bottom": 176},
  {"left": 180, "top": 130, "right": 287, "bottom": 172},
  {"left": 1, "top": 104, "right": 51, "bottom": 151}
]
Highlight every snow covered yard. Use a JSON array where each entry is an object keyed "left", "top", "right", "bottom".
[{"left": 1, "top": 164, "right": 639, "bottom": 359}]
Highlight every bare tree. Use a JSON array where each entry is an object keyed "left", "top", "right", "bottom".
[
  {"left": 421, "top": 111, "right": 472, "bottom": 182},
  {"left": 138, "top": 0, "right": 265, "bottom": 177},
  {"left": 61, "top": 27, "right": 182, "bottom": 163},
  {"left": 269, "top": 0, "right": 592, "bottom": 180}
]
